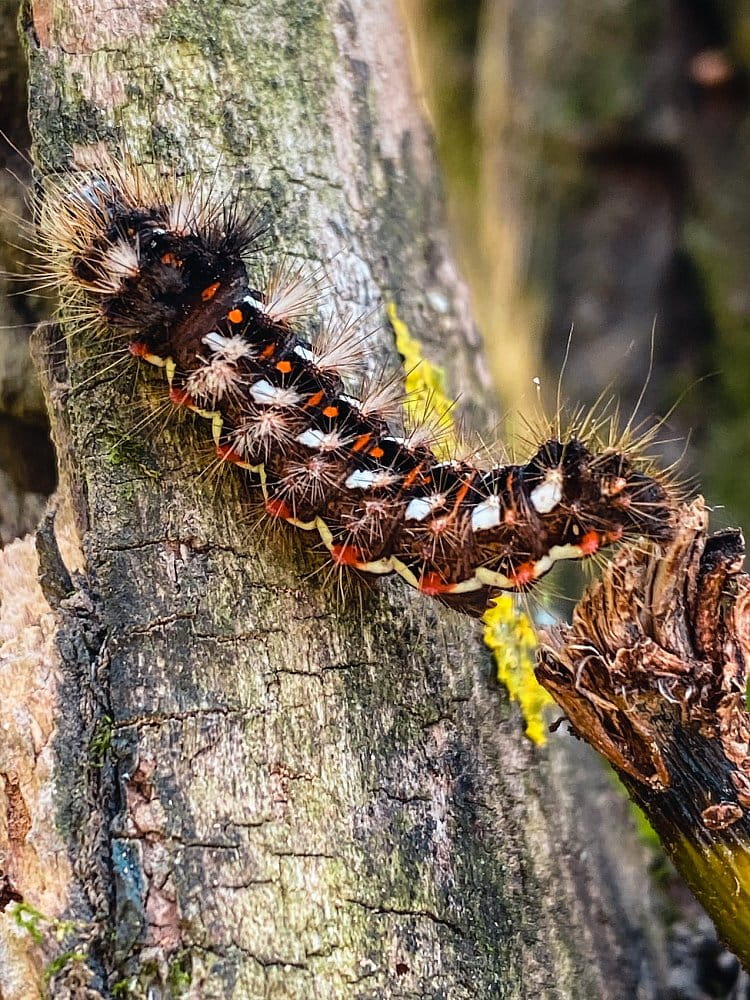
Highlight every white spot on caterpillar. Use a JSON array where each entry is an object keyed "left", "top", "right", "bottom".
[
  {"left": 339, "top": 393, "right": 361, "bottom": 409},
  {"left": 405, "top": 494, "right": 444, "bottom": 522},
  {"left": 294, "top": 344, "right": 316, "bottom": 363},
  {"left": 203, "top": 331, "right": 225, "bottom": 352},
  {"left": 203, "top": 331, "right": 254, "bottom": 362},
  {"left": 345, "top": 469, "right": 397, "bottom": 490},
  {"left": 297, "top": 428, "right": 343, "bottom": 451},
  {"left": 530, "top": 469, "right": 564, "bottom": 514},
  {"left": 471, "top": 495, "right": 501, "bottom": 532},
  {"left": 243, "top": 293, "right": 267, "bottom": 312},
  {"left": 296, "top": 428, "right": 327, "bottom": 449},
  {"left": 249, "top": 380, "right": 302, "bottom": 407}
]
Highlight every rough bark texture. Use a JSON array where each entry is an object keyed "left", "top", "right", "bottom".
[
  {"left": 539, "top": 500, "right": 750, "bottom": 970},
  {"left": 0, "top": 0, "right": 680, "bottom": 996}
]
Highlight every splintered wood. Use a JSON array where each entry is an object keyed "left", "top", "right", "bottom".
[{"left": 538, "top": 498, "right": 750, "bottom": 965}]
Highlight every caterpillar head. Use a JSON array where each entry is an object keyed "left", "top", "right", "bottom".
[
  {"left": 586, "top": 447, "right": 676, "bottom": 544},
  {"left": 521, "top": 437, "right": 676, "bottom": 553}
]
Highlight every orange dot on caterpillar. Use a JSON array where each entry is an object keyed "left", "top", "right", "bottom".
[
  {"left": 417, "top": 572, "right": 458, "bottom": 596},
  {"left": 265, "top": 497, "right": 292, "bottom": 520},
  {"left": 169, "top": 387, "right": 193, "bottom": 408},
  {"left": 215, "top": 443, "right": 245, "bottom": 466},
  {"left": 329, "top": 544, "right": 367, "bottom": 567},
  {"left": 579, "top": 532, "right": 602, "bottom": 556}
]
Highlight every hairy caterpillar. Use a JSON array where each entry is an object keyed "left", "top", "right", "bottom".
[{"left": 34, "top": 153, "right": 677, "bottom": 617}]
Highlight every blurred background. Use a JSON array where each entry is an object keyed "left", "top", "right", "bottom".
[
  {"left": 0, "top": 0, "right": 54, "bottom": 543},
  {"left": 402, "top": 0, "right": 750, "bottom": 535},
  {"left": 2, "top": 0, "right": 750, "bottom": 546}
]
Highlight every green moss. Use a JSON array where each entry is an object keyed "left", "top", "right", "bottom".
[
  {"left": 8, "top": 902, "right": 92, "bottom": 993},
  {"left": 43, "top": 949, "right": 87, "bottom": 983},
  {"left": 109, "top": 952, "right": 193, "bottom": 998},
  {"left": 167, "top": 953, "right": 192, "bottom": 992},
  {"left": 89, "top": 715, "right": 113, "bottom": 767},
  {"left": 105, "top": 440, "right": 160, "bottom": 478},
  {"left": 12, "top": 901, "right": 45, "bottom": 944}
]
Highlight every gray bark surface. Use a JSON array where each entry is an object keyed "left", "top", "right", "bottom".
[{"left": 0, "top": 0, "right": 672, "bottom": 996}]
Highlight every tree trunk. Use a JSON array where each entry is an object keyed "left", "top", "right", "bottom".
[{"left": 1, "top": 0, "right": 672, "bottom": 996}]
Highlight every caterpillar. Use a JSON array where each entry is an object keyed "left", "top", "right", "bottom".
[{"left": 34, "top": 153, "right": 677, "bottom": 617}]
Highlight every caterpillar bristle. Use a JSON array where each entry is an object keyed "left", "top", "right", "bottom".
[
  {"left": 312, "top": 312, "right": 371, "bottom": 381},
  {"left": 262, "top": 259, "right": 326, "bottom": 325},
  {"left": 26, "top": 147, "right": 681, "bottom": 618},
  {"left": 356, "top": 369, "right": 408, "bottom": 423},
  {"left": 228, "top": 405, "right": 299, "bottom": 465}
]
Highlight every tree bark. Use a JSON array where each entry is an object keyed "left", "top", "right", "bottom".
[{"left": 0, "top": 0, "right": 675, "bottom": 996}]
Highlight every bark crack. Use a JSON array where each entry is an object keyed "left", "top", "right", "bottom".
[{"left": 344, "top": 897, "right": 465, "bottom": 937}]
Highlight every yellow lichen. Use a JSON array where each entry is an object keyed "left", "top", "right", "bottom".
[
  {"left": 482, "top": 594, "right": 553, "bottom": 745},
  {"left": 386, "top": 301, "right": 456, "bottom": 460},
  {"left": 386, "top": 304, "right": 551, "bottom": 743}
]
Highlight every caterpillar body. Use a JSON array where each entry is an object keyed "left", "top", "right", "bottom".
[{"left": 38, "top": 156, "right": 676, "bottom": 617}]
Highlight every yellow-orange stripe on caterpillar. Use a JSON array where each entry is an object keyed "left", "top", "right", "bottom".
[{"left": 37, "top": 154, "right": 678, "bottom": 617}]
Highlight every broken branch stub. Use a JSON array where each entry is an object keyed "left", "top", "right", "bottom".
[{"left": 537, "top": 498, "right": 750, "bottom": 967}]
